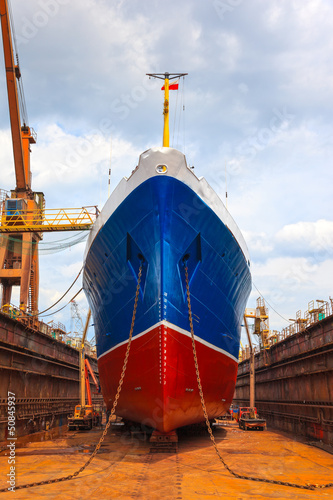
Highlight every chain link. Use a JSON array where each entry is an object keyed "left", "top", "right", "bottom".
[
  {"left": 2, "top": 259, "right": 332, "bottom": 493},
  {"left": 183, "top": 260, "right": 333, "bottom": 492},
  {"left": 0, "top": 261, "right": 143, "bottom": 493}
]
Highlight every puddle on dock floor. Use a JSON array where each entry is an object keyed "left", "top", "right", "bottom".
[{"left": 0, "top": 421, "right": 332, "bottom": 499}]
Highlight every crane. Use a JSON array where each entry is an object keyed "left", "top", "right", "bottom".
[
  {"left": 243, "top": 315, "right": 255, "bottom": 408},
  {"left": 0, "top": 1, "right": 97, "bottom": 315},
  {"left": 244, "top": 297, "right": 271, "bottom": 349},
  {"left": 68, "top": 309, "right": 102, "bottom": 431},
  {"left": 70, "top": 299, "right": 84, "bottom": 336},
  {"left": 0, "top": 0, "right": 42, "bottom": 314}
]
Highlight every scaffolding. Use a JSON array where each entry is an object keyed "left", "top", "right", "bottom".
[
  {"left": 241, "top": 296, "right": 332, "bottom": 361},
  {"left": 0, "top": 205, "right": 98, "bottom": 233}
]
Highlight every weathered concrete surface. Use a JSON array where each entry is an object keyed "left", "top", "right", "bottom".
[
  {"left": 0, "top": 421, "right": 332, "bottom": 499},
  {"left": 235, "top": 314, "right": 333, "bottom": 445}
]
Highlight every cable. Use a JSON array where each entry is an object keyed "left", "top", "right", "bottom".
[
  {"left": 252, "top": 282, "right": 291, "bottom": 324},
  {"left": 38, "top": 288, "right": 83, "bottom": 318},
  {"left": 171, "top": 86, "right": 179, "bottom": 147},
  {"left": 176, "top": 80, "right": 182, "bottom": 147},
  {"left": 182, "top": 76, "right": 186, "bottom": 155},
  {"left": 0, "top": 232, "right": 88, "bottom": 254},
  {"left": 8, "top": 0, "right": 29, "bottom": 126},
  {"left": 17, "top": 77, "right": 29, "bottom": 126},
  {"left": 17, "top": 267, "right": 83, "bottom": 319},
  {"left": 8, "top": 0, "right": 18, "bottom": 61}
]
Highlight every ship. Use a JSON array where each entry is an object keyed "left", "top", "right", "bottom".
[{"left": 83, "top": 73, "right": 252, "bottom": 433}]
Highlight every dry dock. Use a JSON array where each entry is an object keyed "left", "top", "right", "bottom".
[
  {"left": 235, "top": 303, "right": 333, "bottom": 445},
  {"left": 0, "top": 420, "right": 332, "bottom": 499},
  {"left": 0, "top": 310, "right": 101, "bottom": 441}
]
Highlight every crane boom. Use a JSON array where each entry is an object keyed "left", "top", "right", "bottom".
[
  {"left": 0, "top": 0, "right": 42, "bottom": 314},
  {"left": 80, "top": 310, "right": 91, "bottom": 406},
  {"left": 85, "top": 358, "right": 99, "bottom": 392},
  {"left": 0, "top": 3, "right": 97, "bottom": 316},
  {"left": 0, "top": 0, "right": 33, "bottom": 192}
]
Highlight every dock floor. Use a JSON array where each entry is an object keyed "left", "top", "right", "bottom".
[{"left": 0, "top": 421, "right": 332, "bottom": 499}]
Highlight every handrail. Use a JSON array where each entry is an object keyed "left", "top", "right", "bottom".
[
  {"left": 0, "top": 206, "right": 98, "bottom": 232},
  {"left": 241, "top": 297, "right": 332, "bottom": 361},
  {"left": 0, "top": 305, "right": 96, "bottom": 357}
]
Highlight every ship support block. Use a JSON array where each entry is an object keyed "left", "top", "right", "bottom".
[{"left": 149, "top": 429, "right": 178, "bottom": 453}]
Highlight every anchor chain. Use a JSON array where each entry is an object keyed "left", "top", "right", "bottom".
[
  {"left": 0, "top": 260, "right": 144, "bottom": 493},
  {"left": 183, "top": 260, "right": 333, "bottom": 492}
]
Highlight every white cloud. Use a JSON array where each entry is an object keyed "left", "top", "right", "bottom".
[
  {"left": 0, "top": 130, "right": 15, "bottom": 189},
  {"left": 1, "top": 0, "right": 332, "bottom": 337},
  {"left": 242, "top": 230, "right": 274, "bottom": 258},
  {"left": 246, "top": 217, "right": 332, "bottom": 325},
  {"left": 276, "top": 220, "right": 333, "bottom": 259},
  {"left": 215, "top": 32, "right": 241, "bottom": 73},
  {"left": 250, "top": 255, "right": 333, "bottom": 329},
  {"left": 0, "top": 122, "right": 142, "bottom": 210}
]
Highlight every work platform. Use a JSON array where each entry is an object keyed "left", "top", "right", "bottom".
[
  {"left": 235, "top": 308, "right": 333, "bottom": 445},
  {"left": 0, "top": 420, "right": 332, "bottom": 499}
]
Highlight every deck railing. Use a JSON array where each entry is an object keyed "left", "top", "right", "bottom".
[
  {"left": 0, "top": 304, "right": 96, "bottom": 357},
  {"left": 240, "top": 297, "right": 333, "bottom": 361}
]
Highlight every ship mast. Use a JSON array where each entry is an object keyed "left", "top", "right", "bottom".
[{"left": 146, "top": 72, "right": 187, "bottom": 147}]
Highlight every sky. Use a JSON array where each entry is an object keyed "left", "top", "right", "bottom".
[{"left": 0, "top": 0, "right": 332, "bottom": 346}]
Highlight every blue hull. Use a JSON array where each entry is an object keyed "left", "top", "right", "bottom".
[{"left": 83, "top": 175, "right": 251, "bottom": 362}]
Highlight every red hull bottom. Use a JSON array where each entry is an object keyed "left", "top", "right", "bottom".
[{"left": 98, "top": 322, "right": 238, "bottom": 433}]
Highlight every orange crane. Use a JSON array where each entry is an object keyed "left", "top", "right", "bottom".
[
  {"left": 85, "top": 358, "right": 100, "bottom": 405},
  {"left": 0, "top": 1, "right": 97, "bottom": 314},
  {"left": 68, "top": 310, "right": 102, "bottom": 430},
  {"left": 0, "top": 0, "right": 43, "bottom": 314}
]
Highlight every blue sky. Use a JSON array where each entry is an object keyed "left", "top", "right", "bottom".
[{"left": 0, "top": 0, "right": 332, "bottom": 345}]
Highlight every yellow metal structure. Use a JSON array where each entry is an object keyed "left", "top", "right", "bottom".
[
  {"left": 308, "top": 299, "right": 326, "bottom": 322},
  {"left": 146, "top": 72, "right": 187, "bottom": 147},
  {"left": 245, "top": 297, "right": 271, "bottom": 349},
  {"left": 68, "top": 309, "right": 98, "bottom": 431},
  {"left": 0, "top": 2, "right": 97, "bottom": 314},
  {"left": 241, "top": 296, "right": 333, "bottom": 359},
  {"left": 0, "top": 0, "right": 43, "bottom": 314},
  {"left": 239, "top": 339, "right": 244, "bottom": 361},
  {"left": 0, "top": 1, "right": 34, "bottom": 193},
  {"left": 163, "top": 76, "right": 170, "bottom": 147},
  {"left": 0, "top": 205, "right": 98, "bottom": 233},
  {"left": 255, "top": 297, "right": 270, "bottom": 347},
  {"left": 80, "top": 309, "right": 91, "bottom": 407},
  {"left": 243, "top": 315, "right": 255, "bottom": 408}
]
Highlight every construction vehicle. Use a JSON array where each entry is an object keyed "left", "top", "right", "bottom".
[
  {"left": 235, "top": 406, "right": 257, "bottom": 422},
  {"left": 68, "top": 310, "right": 102, "bottom": 431},
  {"left": 239, "top": 408, "right": 266, "bottom": 431},
  {"left": 68, "top": 403, "right": 95, "bottom": 431}
]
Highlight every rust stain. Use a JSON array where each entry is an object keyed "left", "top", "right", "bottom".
[{"left": 0, "top": 421, "right": 332, "bottom": 499}]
